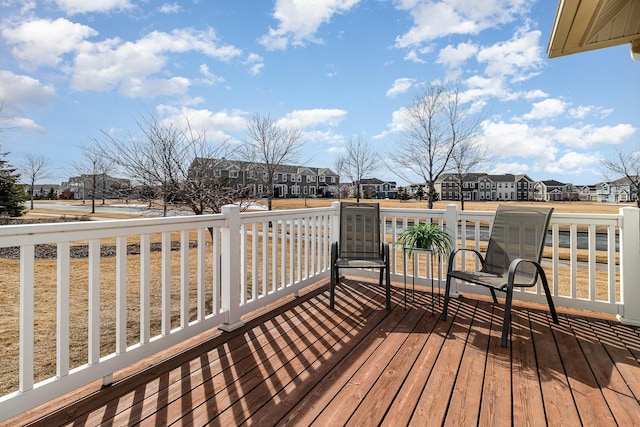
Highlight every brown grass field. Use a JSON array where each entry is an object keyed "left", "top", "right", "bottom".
[{"left": 0, "top": 198, "right": 629, "bottom": 396}]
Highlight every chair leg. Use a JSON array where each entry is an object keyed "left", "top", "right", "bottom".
[
  {"left": 384, "top": 267, "right": 391, "bottom": 310},
  {"left": 538, "top": 267, "right": 559, "bottom": 324},
  {"left": 489, "top": 288, "right": 499, "bottom": 305},
  {"left": 501, "top": 287, "right": 513, "bottom": 347},
  {"left": 330, "top": 243, "right": 338, "bottom": 309},
  {"left": 440, "top": 275, "right": 453, "bottom": 321}
]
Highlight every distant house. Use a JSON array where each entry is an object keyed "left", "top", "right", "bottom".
[
  {"left": 576, "top": 185, "right": 597, "bottom": 201},
  {"left": 23, "top": 184, "right": 60, "bottom": 199},
  {"left": 60, "top": 175, "right": 131, "bottom": 200},
  {"left": 360, "top": 178, "right": 397, "bottom": 199},
  {"left": 342, "top": 178, "right": 397, "bottom": 199},
  {"left": 534, "top": 180, "right": 576, "bottom": 201},
  {"left": 596, "top": 177, "right": 638, "bottom": 203},
  {"left": 191, "top": 158, "right": 340, "bottom": 198},
  {"left": 435, "top": 173, "right": 535, "bottom": 201}
]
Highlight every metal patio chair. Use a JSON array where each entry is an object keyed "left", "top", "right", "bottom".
[
  {"left": 330, "top": 202, "right": 391, "bottom": 310},
  {"left": 441, "top": 205, "right": 559, "bottom": 347}
]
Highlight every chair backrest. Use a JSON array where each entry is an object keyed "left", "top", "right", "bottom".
[
  {"left": 339, "top": 202, "right": 382, "bottom": 259},
  {"left": 484, "top": 205, "right": 553, "bottom": 282}
]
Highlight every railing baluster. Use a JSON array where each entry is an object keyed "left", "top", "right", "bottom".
[
  {"left": 588, "top": 224, "right": 597, "bottom": 301},
  {"left": 607, "top": 225, "right": 616, "bottom": 303},
  {"left": 116, "top": 236, "right": 127, "bottom": 353},
  {"left": 197, "top": 228, "right": 206, "bottom": 321},
  {"left": 161, "top": 232, "right": 171, "bottom": 336},
  {"left": 140, "top": 234, "right": 150, "bottom": 343},
  {"left": 88, "top": 239, "right": 100, "bottom": 365},
  {"left": 19, "top": 245, "right": 35, "bottom": 392},
  {"left": 57, "top": 241, "right": 70, "bottom": 378}
]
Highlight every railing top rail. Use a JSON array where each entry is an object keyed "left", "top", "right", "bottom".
[
  {"left": 380, "top": 208, "right": 446, "bottom": 217},
  {"left": 0, "top": 214, "right": 227, "bottom": 247},
  {"left": 238, "top": 206, "right": 335, "bottom": 223}
]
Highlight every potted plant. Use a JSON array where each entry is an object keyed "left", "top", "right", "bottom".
[{"left": 397, "top": 222, "right": 453, "bottom": 257}]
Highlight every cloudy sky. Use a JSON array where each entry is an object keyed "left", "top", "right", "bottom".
[{"left": 0, "top": 0, "right": 638, "bottom": 186}]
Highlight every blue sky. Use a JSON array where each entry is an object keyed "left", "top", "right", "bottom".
[{"left": 0, "top": 0, "right": 638, "bottom": 187}]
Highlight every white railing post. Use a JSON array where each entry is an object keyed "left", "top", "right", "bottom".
[
  {"left": 445, "top": 204, "right": 459, "bottom": 297},
  {"left": 331, "top": 201, "right": 341, "bottom": 244},
  {"left": 220, "top": 204, "right": 245, "bottom": 331},
  {"left": 617, "top": 207, "right": 640, "bottom": 326}
]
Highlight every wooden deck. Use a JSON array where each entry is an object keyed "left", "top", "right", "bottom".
[{"left": 9, "top": 278, "right": 640, "bottom": 426}]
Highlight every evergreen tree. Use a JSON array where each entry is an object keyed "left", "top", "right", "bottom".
[{"left": 0, "top": 148, "right": 27, "bottom": 217}]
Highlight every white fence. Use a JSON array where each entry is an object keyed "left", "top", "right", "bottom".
[{"left": 0, "top": 203, "right": 638, "bottom": 421}]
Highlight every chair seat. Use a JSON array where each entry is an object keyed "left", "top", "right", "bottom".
[
  {"left": 335, "top": 258, "right": 387, "bottom": 269},
  {"left": 448, "top": 270, "right": 535, "bottom": 289}
]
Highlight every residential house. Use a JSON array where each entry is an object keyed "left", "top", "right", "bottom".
[
  {"left": 23, "top": 183, "right": 60, "bottom": 199},
  {"left": 193, "top": 158, "right": 340, "bottom": 198},
  {"left": 596, "top": 177, "right": 638, "bottom": 203},
  {"left": 436, "top": 173, "right": 535, "bottom": 201},
  {"left": 533, "top": 180, "right": 577, "bottom": 202},
  {"left": 60, "top": 175, "right": 131, "bottom": 200}
]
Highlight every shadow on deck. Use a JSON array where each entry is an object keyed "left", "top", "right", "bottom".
[{"left": 8, "top": 278, "right": 640, "bottom": 426}]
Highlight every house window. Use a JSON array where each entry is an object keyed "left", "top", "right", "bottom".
[
  {"left": 319, "top": 176, "right": 325, "bottom": 182},
  {"left": 214, "top": 170, "right": 221, "bottom": 178},
  {"left": 229, "top": 170, "right": 238, "bottom": 178}
]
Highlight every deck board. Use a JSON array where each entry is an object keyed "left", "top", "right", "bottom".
[{"left": 7, "top": 278, "right": 640, "bottom": 427}]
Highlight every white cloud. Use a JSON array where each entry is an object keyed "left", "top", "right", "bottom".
[
  {"left": 199, "top": 64, "right": 225, "bottom": 86},
  {"left": 479, "top": 120, "right": 557, "bottom": 162},
  {"left": 491, "top": 162, "right": 530, "bottom": 175},
  {"left": 159, "top": 3, "right": 181, "bottom": 14},
  {"left": 2, "top": 18, "right": 97, "bottom": 68},
  {"left": 394, "top": 0, "right": 531, "bottom": 48},
  {"left": 259, "top": 0, "right": 361, "bottom": 50},
  {"left": 120, "top": 76, "right": 190, "bottom": 98},
  {"left": 71, "top": 28, "right": 242, "bottom": 95},
  {"left": 476, "top": 28, "right": 543, "bottom": 79},
  {"left": 53, "top": 0, "right": 133, "bottom": 15},
  {"left": 373, "top": 108, "right": 408, "bottom": 139},
  {"left": 437, "top": 42, "right": 478, "bottom": 69},
  {"left": 544, "top": 152, "right": 600, "bottom": 176},
  {"left": 157, "top": 106, "right": 249, "bottom": 143},
  {"left": 244, "top": 53, "right": 264, "bottom": 76},
  {"left": 278, "top": 109, "right": 347, "bottom": 128},
  {"left": 522, "top": 98, "right": 567, "bottom": 120},
  {"left": 386, "top": 78, "right": 415, "bottom": 97},
  {"left": 0, "top": 70, "right": 56, "bottom": 106}
]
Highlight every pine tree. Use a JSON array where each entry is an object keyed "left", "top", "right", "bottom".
[{"left": 0, "top": 148, "right": 27, "bottom": 217}]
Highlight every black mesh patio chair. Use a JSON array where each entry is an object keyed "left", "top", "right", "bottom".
[
  {"left": 441, "top": 205, "right": 559, "bottom": 347},
  {"left": 330, "top": 202, "right": 391, "bottom": 310}
]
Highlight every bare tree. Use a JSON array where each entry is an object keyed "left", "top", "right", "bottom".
[
  {"left": 335, "top": 137, "right": 379, "bottom": 203},
  {"left": 94, "top": 113, "right": 245, "bottom": 216},
  {"left": 241, "top": 113, "right": 305, "bottom": 210},
  {"left": 21, "top": 153, "right": 52, "bottom": 209},
  {"left": 602, "top": 147, "right": 640, "bottom": 207},
  {"left": 448, "top": 138, "right": 490, "bottom": 210},
  {"left": 391, "top": 83, "right": 482, "bottom": 209},
  {"left": 73, "top": 147, "right": 108, "bottom": 214}
]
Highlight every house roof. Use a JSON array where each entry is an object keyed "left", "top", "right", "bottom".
[{"left": 547, "top": 0, "right": 640, "bottom": 59}]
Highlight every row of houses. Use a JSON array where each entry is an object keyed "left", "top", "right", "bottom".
[{"left": 24, "top": 160, "right": 638, "bottom": 204}]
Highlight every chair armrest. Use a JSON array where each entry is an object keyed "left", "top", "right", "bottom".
[
  {"left": 506, "top": 258, "right": 543, "bottom": 287},
  {"left": 447, "top": 248, "right": 486, "bottom": 272}
]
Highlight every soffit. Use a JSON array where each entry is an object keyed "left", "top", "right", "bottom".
[{"left": 547, "top": 0, "right": 640, "bottom": 57}]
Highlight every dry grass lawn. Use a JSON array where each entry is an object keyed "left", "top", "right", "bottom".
[{"left": 0, "top": 198, "right": 626, "bottom": 396}]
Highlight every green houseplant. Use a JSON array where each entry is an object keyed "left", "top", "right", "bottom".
[{"left": 397, "top": 222, "right": 453, "bottom": 257}]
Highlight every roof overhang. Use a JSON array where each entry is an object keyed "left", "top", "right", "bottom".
[{"left": 547, "top": 0, "right": 640, "bottom": 60}]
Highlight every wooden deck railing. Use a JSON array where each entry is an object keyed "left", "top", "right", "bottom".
[{"left": 0, "top": 203, "right": 638, "bottom": 421}]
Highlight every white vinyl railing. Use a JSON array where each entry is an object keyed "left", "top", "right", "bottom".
[{"left": 0, "top": 203, "right": 638, "bottom": 421}]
